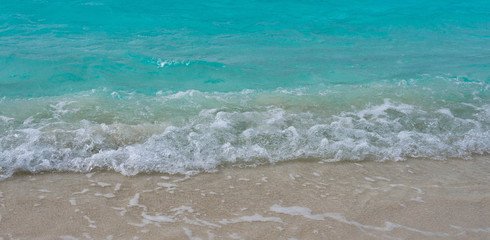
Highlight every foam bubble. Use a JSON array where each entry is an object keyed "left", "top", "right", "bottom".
[{"left": 156, "top": 58, "right": 191, "bottom": 68}]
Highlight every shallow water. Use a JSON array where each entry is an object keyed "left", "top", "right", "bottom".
[
  {"left": 1, "top": 0, "right": 489, "bottom": 177},
  {"left": 1, "top": 158, "right": 489, "bottom": 239}
]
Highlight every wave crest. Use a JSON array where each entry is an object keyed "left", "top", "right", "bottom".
[{"left": 1, "top": 95, "right": 488, "bottom": 178}]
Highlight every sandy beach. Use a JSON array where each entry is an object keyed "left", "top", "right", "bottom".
[{"left": 0, "top": 156, "right": 489, "bottom": 240}]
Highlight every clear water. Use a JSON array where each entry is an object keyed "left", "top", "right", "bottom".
[{"left": 0, "top": 0, "right": 489, "bottom": 177}]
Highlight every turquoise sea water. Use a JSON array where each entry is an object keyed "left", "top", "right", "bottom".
[{"left": 0, "top": 0, "right": 489, "bottom": 178}]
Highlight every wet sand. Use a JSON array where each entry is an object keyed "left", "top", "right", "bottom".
[{"left": 0, "top": 156, "right": 489, "bottom": 240}]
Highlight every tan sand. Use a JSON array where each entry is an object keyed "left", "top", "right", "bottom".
[{"left": 0, "top": 156, "right": 489, "bottom": 240}]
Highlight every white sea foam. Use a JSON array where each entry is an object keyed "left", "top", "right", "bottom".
[
  {"left": 95, "top": 193, "right": 115, "bottom": 198},
  {"left": 156, "top": 58, "right": 191, "bottom": 68},
  {"left": 0, "top": 116, "right": 14, "bottom": 123},
  {"left": 0, "top": 88, "right": 488, "bottom": 178},
  {"left": 269, "top": 205, "right": 325, "bottom": 220},
  {"left": 270, "top": 204, "right": 449, "bottom": 236},
  {"left": 141, "top": 213, "right": 174, "bottom": 223}
]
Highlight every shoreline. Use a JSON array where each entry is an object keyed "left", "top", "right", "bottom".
[{"left": 1, "top": 157, "right": 489, "bottom": 239}]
